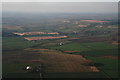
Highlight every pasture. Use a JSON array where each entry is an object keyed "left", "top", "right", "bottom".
[
  {"left": 2, "top": 37, "right": 47, "bottom": 50},
  {"left": 85, "top": 56, "right": 119, "bottom": 78},
  {"left": 48, "top": 42, "right": 117, "bottom": 52}
]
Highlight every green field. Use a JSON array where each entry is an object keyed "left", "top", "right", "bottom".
[
  {"left": 80, "top": 49, "right": 118, "bottom": 56},
  {"left": 3, "top": 49, "right": 41, "bottom": 78},
  {"left": 43, "top": 72, "right": 107, "bottom": 78},
  {"left": 2, "top": 37, "right": 48, "bottom": 50},
  {"left": 47, "top": 42, "right": 117, "bottom": 52},
  {"left": 49, "top": 42, "right": 90, "bottom": 51},
  {"left": 85, "top": 56, "right": 119, "bottom": 78}
]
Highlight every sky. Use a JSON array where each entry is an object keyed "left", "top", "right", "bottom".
[
  {"left": 1, "top": 0, "right": 120, "bottom": 2},
  {"left": 2, "top": 2, "right": 118, "bottom": 14}
]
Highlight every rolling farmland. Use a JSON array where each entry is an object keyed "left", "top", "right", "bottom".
[{"left": 2, "top": 12, "right": 118, "bottom": 79}]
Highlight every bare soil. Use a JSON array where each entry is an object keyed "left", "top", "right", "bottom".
[{"left": 25, "top": 48, "right": 100, "bottom": 72}]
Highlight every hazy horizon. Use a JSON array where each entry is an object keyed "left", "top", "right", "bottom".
[{"left": 2, "top": 2, "right": 118, "bottom": 14}]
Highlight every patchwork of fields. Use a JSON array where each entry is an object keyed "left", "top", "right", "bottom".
[
  {"left": 2, "top": 18, "right": 118, "bottom": 78},
  {"left": 3, "top": 35, "right": 118, "bottom": 78}
]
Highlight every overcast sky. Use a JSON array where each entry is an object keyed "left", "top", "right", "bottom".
[
  {"left": 1, "top": 0, "right": 119, "bottom": 2},
  {"left": 2, "top": 2, "right": 118, "bottom": 14}
]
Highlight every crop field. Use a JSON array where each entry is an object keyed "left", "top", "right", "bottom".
[
  {"left": 85, "top": 56, "right": 119, "bottom": 78},
  {"left": 25, "top": 48, "right": 99, "bottom": 72},
  {"left": 2, "top": 37, "right": 48, "bottom": 50},
  {"left": 49, "top": 43, "right": 90, "bottom": 51},
  {"left": 3, "top": 50, "right": 41, "bottom": 78},
  {"left": 79, "top": 49, "right": 118, "bottom": 56},
  {"left": 47, "top": 42, "right": 117, "bottom": 52},
  {"left": 24, "top": 36, "right": 67, "bottom": 41}
]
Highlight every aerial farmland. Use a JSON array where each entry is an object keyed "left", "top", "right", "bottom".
[{"left": 2, "top": 2, "right": 119, "bottom": 79}]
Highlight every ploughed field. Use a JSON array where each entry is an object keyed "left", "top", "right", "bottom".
[
  {"left": 24, "top": 36, "right": 67, "bottom": 41},
  {"left": 25, "top": 48, "right": 99, "bottom": 72},
  {"left": 13, "top": 32, "right": 68, "bottom": 41}
]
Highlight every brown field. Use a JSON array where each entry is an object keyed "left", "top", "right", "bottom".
[
  {"left": 24, "top": 48, "right": 49, "bottom": 51},
  {"left": 24, "top": 36, "right": 67, "bottom": 41},
  {"left": 13, "top": 32, "right": 59, "bottom": 36},
  {"left": 112, "top": 41, "right": 120, "bottom": 45},
  {"left": 80, "top": 20, "right": 111, "bottom": 23},
  {"left": 25, "top": 48, "right": 99, "bottom": 72}
]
